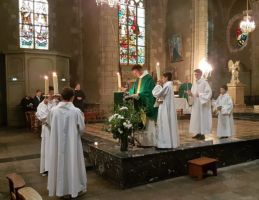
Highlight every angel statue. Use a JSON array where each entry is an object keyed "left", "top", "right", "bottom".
[{"left": 228, "top": 60, "right": 240, "bottom": 84}]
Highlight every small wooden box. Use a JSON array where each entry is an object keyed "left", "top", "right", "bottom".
[{"left": 188, "top": 157, "right": 218, "bottom": 180}]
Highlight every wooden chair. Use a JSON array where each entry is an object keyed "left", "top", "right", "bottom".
[
  {"left": 6, "top": 173, "right": 42, "bottom": 200},
  {"left": 6, "top": 173, "right": 26, "bottom": 200}
]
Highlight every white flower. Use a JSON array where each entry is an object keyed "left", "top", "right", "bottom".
[
  {"left": 118, "top": 128, "right": 123, "bottom": 134},
  {"left": 117, "top": 115, "right": 124, "bottom": 120},
  {"left": 108, "top": 114, "right": 119, "bottom": 122},
  {"left": 119, "top": 106, "right": 128, "bottom": 111},
  {"left": 123, "top": 120, "right": 132, "bottom": 129}
]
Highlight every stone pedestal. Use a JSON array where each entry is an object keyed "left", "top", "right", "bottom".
[{"left": 227, "top": 83, "right": 246, "bottom": 107}]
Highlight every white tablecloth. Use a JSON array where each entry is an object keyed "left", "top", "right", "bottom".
[{"left": 174, "top": 98, "right": 191, "bottom": 114}]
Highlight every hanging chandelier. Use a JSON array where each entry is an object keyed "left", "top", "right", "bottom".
[
  {"left": 240, "top": 0, "right": 256, "bottom": 33},
  {"left": 96, "top": 0, "right": 120, "bottom": 8}
]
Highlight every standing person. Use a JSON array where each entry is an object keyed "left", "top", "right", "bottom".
[
  {"left": 152, "top": 72, "right": 180, "bottom": 149},
  {"left": 179, "top": 77, "right": 192, "bottom": 101},
  {"left": 73, "top": 83, "right": 86, "bottom": 112},
  {"left": 128, "top": 64, "right": 158, "bottom": 146},
  {"left": 36, "top": 86, "right": 58, "bottom": 176},
  {"left": 188, "top": 69, "right": 212, "bottom": 140},
  {"left": 47, "top": 87, "right": 87, "bottom": 199},
  {"left": 20, "top": 95, "right": 34, "bottom": 112},
  {"left": 33, "top": 89, "right": 43, "bottom": 110},
  {"left": 215, "top": 85, "right": 235, "bottom": 139}
]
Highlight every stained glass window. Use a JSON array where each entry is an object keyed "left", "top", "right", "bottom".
[
  {"left": 119, "top": 0, "right": 145, "bottom": 65},
  {"left": 19, "top": 0, "right": 49, "bottom": 50}
]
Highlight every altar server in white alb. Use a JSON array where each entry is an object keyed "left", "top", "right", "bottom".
[
  {"left": 47, "top": 87, "right": 87, "bottom": 198},
  {"left": 36, "top": 86, "right": 58, "bottom": 176},
  {"left": 188, "top": 69, "right": 212, "bottom": 140},
  {"left": 152, "top": 72, "right": 180, "bottom": 149},
  {"left": 215, "top": 85, "right": 235, "bottom": 139}
]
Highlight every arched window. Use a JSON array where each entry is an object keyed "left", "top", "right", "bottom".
[
  {"left": 119, "top": 0, "right": 145, "bottom": 65},
  {"left": 19, "top": 0, "right": 49, "bottom": 50}
]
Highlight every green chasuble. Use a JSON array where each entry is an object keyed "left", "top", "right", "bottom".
[
  {"left": 129, "top": 72, "right": 158, "bottom": 121},
  {"left": 179, "top": 83, "right": 192, "bottom": 100}
]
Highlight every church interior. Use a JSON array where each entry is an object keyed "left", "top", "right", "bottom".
[{"left": 1, "top": 0, "right": 259, "bottom": 199}]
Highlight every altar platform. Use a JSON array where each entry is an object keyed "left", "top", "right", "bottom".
[{"left": 82, "top": 115, "right": 259, "bottom": 189}]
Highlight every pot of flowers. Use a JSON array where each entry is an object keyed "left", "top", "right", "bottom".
[{"left": 107, "top": 104, "right": 141, "bottom": 151}]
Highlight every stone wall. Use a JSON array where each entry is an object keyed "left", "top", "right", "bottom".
[{"left": 165, "top": 0, "right": 194, "bottom": 82}]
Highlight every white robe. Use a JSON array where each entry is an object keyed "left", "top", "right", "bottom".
[
  {"left": 215, "top": 93, "right": 235, "bottom": 137},
  {"left": 36, "top": 100, "right": 58, "bottom": 173},
  {"left": 152, "top": 81, "right": 180, "bottom": 148},
  {"left": 189, "top": 78, "right": 212, "bottom": 135},
  {"left": 47, "top": 102, "right": 87, "bottom": 198}
]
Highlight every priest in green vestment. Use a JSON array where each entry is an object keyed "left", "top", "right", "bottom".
[
  {"left": 128, "top": 64, "right": 158, "bottom": 146},
  {"left": 179, "top": 78, "right": 192, "bottom": 101}
]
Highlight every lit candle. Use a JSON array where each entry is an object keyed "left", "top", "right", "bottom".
[
  {"left": 117, "top": 72, "right": 122, "bottom": 91},
  {"left": 44, "top": 76, "right": 49, "bottom": 95},
  {"left": 156, "top": 62, "right": 161, "bottom": 81},
  {"left": 52, "top": 72, "right": 59, "bottom": 95}
]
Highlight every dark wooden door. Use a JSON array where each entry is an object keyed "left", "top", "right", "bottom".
[{"left": 0, "top": 53, "right": 7, "bottom": 126}]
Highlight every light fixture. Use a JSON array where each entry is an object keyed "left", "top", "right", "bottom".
[
  {"left": 94, "top": 142, "right": 98, "bottom": 146},
  {"left": 240, "top": 0, "right": 256, "bottom": 33},
  {"left": 11, "top": 77, "right": 18, "bottom": 81},
  {"left": 198, "top": 58, "right": 213, "bottom": 80},
  {"left": 96, "top": 0, "right": 120, "bottom": 8},
  {"left": 61, "top": 78, "right": 66, "bottom": 82}
]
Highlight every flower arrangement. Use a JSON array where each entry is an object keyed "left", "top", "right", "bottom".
[{"left": 108, "top": 104, "right": 141, "bottom": 140}]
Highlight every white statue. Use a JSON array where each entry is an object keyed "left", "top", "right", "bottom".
[{"left": 228, "top": 60, "right": 240, "bottom": 84}]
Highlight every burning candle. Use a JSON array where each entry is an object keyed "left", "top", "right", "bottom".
[
  {"left": 156, "top": 62, "right": 161, "bottom": 81},
  {"left": 117, "top": 72, "right": 122, "bottom": 91},
  {"left": 52, "top": 72, "right": 59, "bottom": 95},
  {"left": 44, "top": 76, "right": 49, "bottom": 95}
]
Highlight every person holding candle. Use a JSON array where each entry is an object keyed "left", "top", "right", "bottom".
[
  {"left": 152, "top": 72, "right": 180, "bottom": 149},
  {"left": 128, "top": 64, "right": 158, "bottom": 147},
  {"left": 36, "top": 86, "right": 59, "bottom": 176},
  {"left": 47, "top": 87, "right": 87, "bottom": 198}
]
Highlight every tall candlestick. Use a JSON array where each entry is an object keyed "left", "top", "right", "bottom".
[
  {"left": 156, "top": 62, "right": 161, "bottom": 81},
  {"left": 44, "top": 76, "right": 49, "bottom": 95},
  {"left": 117, "top": 72, "right": 122, "bottom": 91},
  {"left": 52, "top": 72, "right": 59, "bottom": 95}
]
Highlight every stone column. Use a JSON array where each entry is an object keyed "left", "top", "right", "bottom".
[
  {"left": 147, "top": 0, "right": 168, "bottom": 74},
  {"left": 192, "top": 0, "right": 208, "bottom": 75},
  {"left": 98, "top": 6, "right": 119, "bottom": 112}
]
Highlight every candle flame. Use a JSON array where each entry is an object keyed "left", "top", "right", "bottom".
[
  {"left": 156, "top": 62, "right": 160, "bottom": 66},
  {"left": 53, "top": 72, "right": 57, "bottom": 77},
  {"left": 116, "top": 72, "right": 120, "bottom": 75},
  {"left": 44, "top": 76, "right": 48, "bottom": 80}
]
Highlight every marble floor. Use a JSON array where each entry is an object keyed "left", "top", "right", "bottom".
[
  {"left": 1, "top": 120, "right": 259, "bottom": 199},
  {"left": 86, "top": 119, "right": 259, "bottom": 148}
]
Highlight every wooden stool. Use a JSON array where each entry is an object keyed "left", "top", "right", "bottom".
[
  {"left": 6, "top": 173, "right": 26, "bottom": 200},
  {"left": 188, "top": 157, "right": 218, "bottom": 180},
  {"left": 18, "top": 187, "right": 42, "bottom": 200}
]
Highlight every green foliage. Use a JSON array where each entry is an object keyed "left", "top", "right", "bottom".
[{"left": 107, "top": 103, "right": 142, "bottom": 139}]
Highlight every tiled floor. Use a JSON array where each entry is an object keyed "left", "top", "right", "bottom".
[{"left": 1, "top": 119, "right": 259, "bottom": 199}]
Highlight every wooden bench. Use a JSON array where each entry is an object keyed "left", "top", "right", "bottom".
[
  {"left": 6, "top": 173, "right": 26, "bottom": 200},
  {"left": 6, "top": 173, "right": 42, "bottom": 200},
  {"left": 18, "top": 187, "right": 43, "bottom": 200},
  {"left": 188, "top": 157, "right": 218, "bottom": 180}
]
